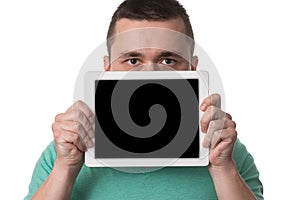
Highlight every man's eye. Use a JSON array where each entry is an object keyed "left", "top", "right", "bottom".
[
  {"left": 127, "top": 59, "right": 139, "bottom": 65},
  {"left": 161, "top": 59, "right": 176, "bottom": 65}
]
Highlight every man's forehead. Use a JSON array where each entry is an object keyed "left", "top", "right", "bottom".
[
  {"left": 108, "top": 27, "right": 194, "bottom": 63},
  {"left": 114, "top": 18, "right": 186, "bottom": 35}
]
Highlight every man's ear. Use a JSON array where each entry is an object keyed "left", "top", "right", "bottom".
[
  {"left": 191, "top": 56, "right": 198, "bottom": 71},
  {"left": 104, "top": 56, "right": 111, "bottom": 71}
]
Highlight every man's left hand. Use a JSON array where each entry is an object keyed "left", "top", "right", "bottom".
[{"left": 200, "top": 94, "right": 237, "bottom": 169}]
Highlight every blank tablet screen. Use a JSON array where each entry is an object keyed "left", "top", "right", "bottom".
[{"left": 94, "top": 79, "right": 199, "bottom": 158}]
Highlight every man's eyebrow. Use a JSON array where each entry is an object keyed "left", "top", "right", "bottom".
[
  {"left": 119, "top": 51, "right": 144, "bottom": 58},
  {"left": 158, "top": 51, "right": 184, "bottom": 59}
]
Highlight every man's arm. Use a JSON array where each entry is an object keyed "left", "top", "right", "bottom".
[
  {"left": 31, "top": 160, "right": 81, "bottom": 200},
  {"left": 32, "top": 101, "right": 94, "bottom": 200},
  {"left": 200, "top": 94, "right": 258, "bottom": 200},
  {"left": 209, "top": 161, "right": 257, "bottom": 200}
]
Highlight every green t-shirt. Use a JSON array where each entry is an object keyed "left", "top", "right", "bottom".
[{"left": 24, "top": 139, "right": 263, "bottom": 199}]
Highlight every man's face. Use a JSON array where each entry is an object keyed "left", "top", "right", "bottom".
[{"left": 104, "top": 18, "right": 198, "bottom": 71}]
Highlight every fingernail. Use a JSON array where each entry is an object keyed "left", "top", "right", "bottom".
[
  {"left": 89, "top": 130, "right": 95, "bottom": 138},
  {"left": 201, "top": 126, "right": 205, "bottom": 132},
  {"left": 87, "top": 140, "right": 94, "bottom": 148},
  {"left": 202, "top": 140, "right": 209, "bottom": 148},
  {"left": 89, "top": 116, "right": 94, "bottom": 123},
  {"left": 201, "top": 104, "right": 207, "bottom": 111}
]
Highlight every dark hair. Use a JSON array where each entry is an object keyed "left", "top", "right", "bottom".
[{"left": 107, "top": 0, "right": 194, "bottom": 40}]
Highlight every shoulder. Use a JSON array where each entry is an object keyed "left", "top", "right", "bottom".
[
  {"left": 24, "top": 141, "right": 57, "bottom": 200},
  {"left": 233, "top": 138, "right": 255, "bottom": 170},
  {"left": 37, "top": 141, "right": 57, "bottom": 171},
  {"left": 233, "top": 138, "right": 264, "bottom": 199}
]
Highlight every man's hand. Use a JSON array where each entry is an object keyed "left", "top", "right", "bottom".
[
  {"left": 200, "top": 94, "right": 257, "bottom": 200},
  {"left": 200, "top": 94, "right": 237, "bottom": 169},
  {"left": 32, "top": 101, "right": 95, "bottom": 200},
  {"left": 51, "top": 100, "right": 95, "bottom": 171}
]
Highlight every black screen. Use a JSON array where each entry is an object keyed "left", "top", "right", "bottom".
[{"left": 94, "top": 79, "right": 199, "bottom": 158}]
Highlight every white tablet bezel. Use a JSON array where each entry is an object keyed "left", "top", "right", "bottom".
[{"left": 84, "top": 71, "right": 209, "bottom": 167}]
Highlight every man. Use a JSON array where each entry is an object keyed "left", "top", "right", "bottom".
[{"left": 25, "top": 0, "right": 263, "bottom": 199}]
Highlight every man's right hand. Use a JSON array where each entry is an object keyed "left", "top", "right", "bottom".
[
  {"left": 51, "top": 100, "right": 95, "bottom": 171},
  {"left": 32, "top": 101, "right": 94, "bottom": 200}
]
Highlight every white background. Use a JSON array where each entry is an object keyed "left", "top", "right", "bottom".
[{"left": 1, "top": 0, "right": 299, "bottom": 199}]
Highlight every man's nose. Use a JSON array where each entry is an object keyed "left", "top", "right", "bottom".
[{"left": 141, "top": 64, "right": 162, "bottom": 71}]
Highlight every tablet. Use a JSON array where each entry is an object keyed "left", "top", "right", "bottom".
[{"left": 84, "top": 71, "right": 209, "bottom": 167}]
